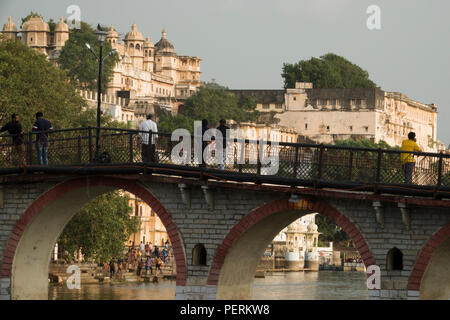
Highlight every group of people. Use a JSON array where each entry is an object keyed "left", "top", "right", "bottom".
[
  {"left": 104, "top": 241, "right": 172, "bottom": 281},
  {"left": 1, "top": 112, "right": 53, "bottom": 165},
  {"left": 138, "top": 114, "right": 231, "bottom": 169}
]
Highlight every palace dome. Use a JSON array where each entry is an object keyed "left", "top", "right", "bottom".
[
  {"left": 144, "top": 37, "right": 154, "bottom": 48},
  {"left": 21, "top": 16, "right": 50, "bottom": 32},
  {"left": 54, "top": 17, "right": 69, "bottom": 32},
  {"left": 3, "top": 16, "right": 17, "bottom": 32},
  {"left": 124, "top": 23, "right": 144, "bottom": 41},
  {"left": 107, "top": 26, "right": 119, "bottom": 39},
  {"left": 155, "top": 29, "right": 174, "bottom": 52}
]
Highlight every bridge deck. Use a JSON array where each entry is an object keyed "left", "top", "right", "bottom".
[{"left": 1, "top": 127, "right": 449, "bottom": 199}]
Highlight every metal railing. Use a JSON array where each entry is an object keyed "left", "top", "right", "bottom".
[{"left": 1, "top": 127, "right": 449, "bottom": 195}]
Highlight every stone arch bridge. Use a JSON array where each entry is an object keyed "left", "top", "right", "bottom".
[
  {"left": 0, "top": 127, "right": 449, "bottom": 300},
  {"left": 0, "top": 173, "right": 449, "bottom": 300}
]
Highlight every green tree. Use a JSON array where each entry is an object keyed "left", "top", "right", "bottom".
[
  {"left": 58, "top": 191, "right": 140, "bottom": 263},
  {"left": 282, "top": 53, "right": 377, "bottom": 89},
  {"left": 316, "top": 214, "right": 349, "bottom": 245},
  {"left": 0, "top": 39, "right": 91, "bottom": 130},
  {"left": 158, "top": 83, "right": 260, "bottom": 133},
  {"left": 58, "top": 21, "right": 119, "bottom": 91},
  {"left": 20, "top": 11, "right": 41, "bottom": 26},
  {"left": 318, "top": 138, "right": 403, "bottom": 184}
]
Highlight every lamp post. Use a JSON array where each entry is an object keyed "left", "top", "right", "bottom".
[{"left": 85, "top": 28, "right": 115, "bottom": 162}]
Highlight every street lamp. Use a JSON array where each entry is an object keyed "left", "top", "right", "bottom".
[{"left": 85, "top": 27, "right": 115, "bottom": 162}]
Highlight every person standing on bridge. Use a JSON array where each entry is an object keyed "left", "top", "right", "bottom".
[
  {"left": 139, "top": 114, "right": 158, "bottom": 163},
  {"left": 216, "top": 119, "right": 230, "bottom": 170},
  {"left": 1, "top": 113, "right": 24, "bottom": 165},
  {"left": 401, "top": 132, "right": 422, "bottom": 184},
  {"left": 196, "top": 119, "right": 213, "bottom": 167},
  {"left": 32, "top": 112, "right": 53, "bottom": 165}
]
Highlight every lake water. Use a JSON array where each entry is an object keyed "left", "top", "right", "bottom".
[{"left": 48, "top": 271, "right": 368, "bottom": 300}]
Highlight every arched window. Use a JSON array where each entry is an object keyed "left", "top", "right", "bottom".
[
  {"left": 135, "top": 44, "right": 140, "bottom": 51},
  {"left": 386, "top": 247, "right": 403, "bottom": 270},
  {"left": 129, "top": 43, "right": 134, "bottom": 49},
  {"left": 145, "top": 50, "right": 148, "bottom": 57},
  {"left": 192, "top": 244, "right": 207, "bottom": 266}
]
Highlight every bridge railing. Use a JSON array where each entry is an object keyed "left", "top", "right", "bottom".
[{"left": 1, "top": 127, "right": 449, "bottom": 189}]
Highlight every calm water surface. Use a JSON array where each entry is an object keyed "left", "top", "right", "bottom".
[{"left": 48, "top": 271, "right": 368, "bottom": 300}]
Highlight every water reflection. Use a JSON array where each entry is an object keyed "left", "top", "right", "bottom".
[
  {"left": 49, "top": 271, "right": 368, "bottom": 300},
  {"left": 252, "top": 271, "right": 368, "bottom": 300},
  {"left": 49, "top": 280, "right": 176, "bottom": 300}
]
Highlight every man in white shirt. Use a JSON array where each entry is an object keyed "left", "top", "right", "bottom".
[{"left": 139, "top": 114, "right": 158, "bottom": 162}]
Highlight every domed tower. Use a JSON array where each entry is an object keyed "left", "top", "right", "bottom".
[
  {"left": 143, "top": 37, "right": 154, "bottom": 72},
  {"left": 154, "top": 29, "right": 177, "bottom": 79},
  {"left": 304, "top": 214, "right": 320, "bottom": 270},
  {"left": 54, "top": 17, "right": 69, "bottom": 50},
  {"left": 284, "top": 219, "right": 306, "bottom": 270},
  {"left": 106, "top": 26, "right": 119, "bottom": 49},
  {"left": 2, "top": 16, "right": 18, "bottom": 40},
  {"left": 21, "top": 16, "right": 50, "bottom": 55},
  {"left": 124, "top": 23, "right": 144, "bottom": 69}
]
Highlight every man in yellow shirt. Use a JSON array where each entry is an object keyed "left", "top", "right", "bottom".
[{"left": 401, "top": 132, "right": 422, "bottom": 184}]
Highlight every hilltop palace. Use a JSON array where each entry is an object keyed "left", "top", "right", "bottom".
[{"left": 1, "top": 16, "right": 202, "bottom": 121}]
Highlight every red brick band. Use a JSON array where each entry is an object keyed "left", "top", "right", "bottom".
[
  {"left": 207, "top": 198, "right": 376, "bottom": 285},
  {"left": 0, "top": 176, "right": 187, "bottom": 286},
  {"left": 408, "top": 222, "right": 450, "bottom": 291}
]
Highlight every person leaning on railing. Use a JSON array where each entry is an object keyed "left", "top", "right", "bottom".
[
  {"left": 401, "top": 132, "right": 422, "bottom": 184},
  {"left": 0, "top": 113, "right": 24, "bottom": 165}
]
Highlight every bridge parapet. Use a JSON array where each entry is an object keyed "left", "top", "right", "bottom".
[{"left": 1, "top": 127, "right": 450, "bottom": 199}]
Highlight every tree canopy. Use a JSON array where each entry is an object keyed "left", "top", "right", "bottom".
[
  {"left": 158, "top": 83, "right": 260, "bottom": 133},
  {"left": 333, "top": 137, "right": 398, "bottom": 150},
  {"left": 316, "top": 214, "right": 350, "bottom": 246},
  {"left": 58, "top": 191, "right": 140, "bottom": 263},
  {"left": 58, "top": 21, "right": 119, "bottom": 91},
  {"left": 0, "top": 39, "right": 94, "bottom": 130},
  {"left": 282, "top": 53, "right": 378, "bottom": 89}
]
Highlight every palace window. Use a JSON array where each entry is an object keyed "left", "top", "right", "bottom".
[
  {"left": 305, "top": 123, "right": 308, "bottom": 130},
  {"left": 262, "top": 104, "right": 270, "bottom": 109},
  {"left": 349, "top": 126, "right": 353, "bottom": 132},
  {"left": 293, "top": 97, "right": 297, "bottom": 101},
  {"left": 326, "top": 126, "right": 330, "bottom": 132}
]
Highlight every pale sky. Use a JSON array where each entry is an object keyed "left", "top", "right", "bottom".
[{"left": 1, "top": 0, "right": 449, "bottom": 146}]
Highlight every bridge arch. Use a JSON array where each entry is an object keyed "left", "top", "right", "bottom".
[
  {"left": 0, "top": 176, "right": 186, "bottom": 299},
  {"left": 408, "top": 222, "right": 450, "bottom": 299},
  {"left": 207, "top": 198, "right": 375, "bottom": 299}
]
